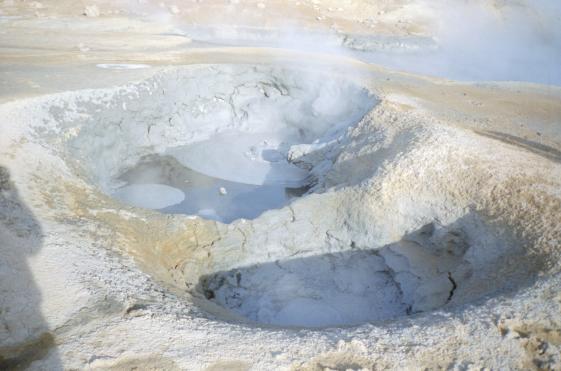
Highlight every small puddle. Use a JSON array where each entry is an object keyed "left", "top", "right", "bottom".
[
  {"left": 96, "top": 63, "right": 151, "bottom": 70},
  {"left": 112, "top": 154, "right": 310, "bottom": 223}
]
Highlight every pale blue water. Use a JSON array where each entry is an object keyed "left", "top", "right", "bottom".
[{"left": 113, "top": 154, "right": 309, "bottom": 223}]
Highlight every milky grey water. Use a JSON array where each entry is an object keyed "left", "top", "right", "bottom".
[{"left": 112, "top": 155, "right": 310, "bottom": 223}]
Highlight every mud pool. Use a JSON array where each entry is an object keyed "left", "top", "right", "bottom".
[{"left": 113, "top": 153, "right": 310, "bottom": 223}]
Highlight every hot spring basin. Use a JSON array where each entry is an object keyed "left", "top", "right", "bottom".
[{"left": 62, "top": 64, "right": 377, "bottom": 224}]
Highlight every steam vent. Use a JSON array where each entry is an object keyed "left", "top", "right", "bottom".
[{"left": 1, "top": 1, "right": 560, "bottom": 370}]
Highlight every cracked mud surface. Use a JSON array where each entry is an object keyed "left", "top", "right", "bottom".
[{"left": 198, "top": 221, "right": 473, "bottom": 327}]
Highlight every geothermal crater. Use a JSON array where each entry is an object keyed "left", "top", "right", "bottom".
[
  {"left": 37, "top": 65, "right": 549, "bottom": 330},
  {"left": 193, "top": 211, "right": 531, "bottom": 328},
  {"left": 198, "top": 221, "right": 473, "bottom": 327},
  {"left": 2, "top": 0, "right": 561, "bottom": 369},
  {"left": 63, "top": 65, "right": 376, "bottom": 223}
]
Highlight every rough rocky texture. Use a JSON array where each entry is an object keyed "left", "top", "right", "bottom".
[{"left": 1, "top": 0, "right": 560, "bottom": 370}]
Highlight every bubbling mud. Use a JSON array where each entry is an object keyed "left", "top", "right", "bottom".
[{"left": 112, "top": 154, "right": 310, "bottom": 223}]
